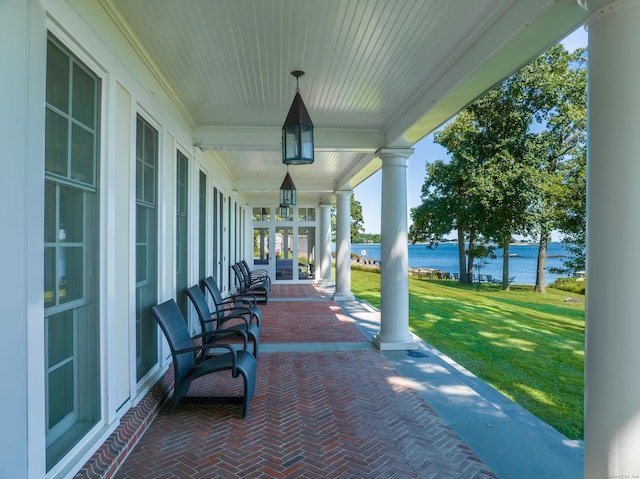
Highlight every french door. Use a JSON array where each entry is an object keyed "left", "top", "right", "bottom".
[{"left": 251, "top": 207, "right": 317, "bottom": 282}]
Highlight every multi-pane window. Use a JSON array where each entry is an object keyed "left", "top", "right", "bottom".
[
  {"left": 44, "top": 38, "right": 100, "bottom": 470},
  {"left": 233, "top": 202, "right": 238, "bottom": 265},
  {"left": 199, "top": 172, "right": 207, "bottom": 280},
  {"left": 227, "top": 196, "right": 232, "bottom": 286},
  {"left": 135, "top": 116, "right": 158, "bottom": 381},
  {"left": 241, "top": 208, "right": 245, "bottom": 259},
  {"left": 218, "top": 191, "right": 224, "bottom": 285},
  {"left": 176, "top": 151, "right": 189, "bottom": 317},
  {"left": 298, "top": 207, "right": 316, "bottom": 222},
  {"left": 213, "top": 187, "right": 219, "bottom": 285},
  {"left": 252, "top": 206, "right": 270, "bottom": 222}
]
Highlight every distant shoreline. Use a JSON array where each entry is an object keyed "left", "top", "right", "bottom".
[{"left": 347, "top": 241, "right": 570, "bottom": 285}]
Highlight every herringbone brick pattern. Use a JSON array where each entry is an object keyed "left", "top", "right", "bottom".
[
  {"left": 114, "top": 285, "right": 496, "bottom": 479},
  {"left": 259, "top": 299, "right": 367, "bottom": 343},
  {"left": 268, "top": 283, "right": 329, "bottom": 299}
]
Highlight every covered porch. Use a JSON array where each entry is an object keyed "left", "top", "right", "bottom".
[{"left": 5, "top": 0, "right": 640, "bottom": 477}]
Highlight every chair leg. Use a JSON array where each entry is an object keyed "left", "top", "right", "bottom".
[
  {"left": 253, "top": 336, "right": 258, "bottom": 356},
  {"left": 241, "top": 373, "right": 250, "bottom": 418},
  {"left": 235, "top": 353, "right": 256, "bottom": 418},
  {"left": 168, "top": 381, "right": 191, "bottom": 415}
]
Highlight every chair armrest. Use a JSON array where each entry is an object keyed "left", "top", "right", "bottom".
[
  {"left": 194, "top": 328, "right": 248, "bottom": 347},
  {"left": 219, "top": 312, "right": 252, "bottom": 328},
  {"left": 206, "top": 311, "right": 251, "bottom": 329},
  {"left": 209, "top": 304, "right": 251, "bottom": 319},
  {"left": 218, "top": 297, "right": 255, "bottom": 309},
  {"left": 225, "top": 294, "right": 258, "bottom": 307},
  {"left": 173, "top": 341, "right": 240, "bottom": 373}
]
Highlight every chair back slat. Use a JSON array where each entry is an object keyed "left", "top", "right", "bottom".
[
  {"left": 231, "top": 263, "right": 248, "bottom": 291},
  {"left": 185, "top": 285, "right": 217, "bottom": 332},
  {"left": 239, "top": 260, "right": 251, "bottom": 277},
  {"left": 202, "top": 276, "right": 225, "bottom": 308},
  {"left": 151, "top": 300, "right": 195, "bottom": 385}
]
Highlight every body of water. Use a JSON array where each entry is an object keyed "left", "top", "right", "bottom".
[{"left": 351, "top": 242, "right": 570, "bottom": 285}]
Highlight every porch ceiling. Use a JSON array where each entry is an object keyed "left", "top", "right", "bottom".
[{"left": 106, "top": 0, "right": 586, "bottom": 206}]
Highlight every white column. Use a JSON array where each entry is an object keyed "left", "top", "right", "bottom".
[
  {"left": 333, "top": 191, "right": 354, "bottom": 300},
  {"left": 583, "top": 1, "right": 640, "bottom": 478},
  {"left": 319, "top": 203, "right": 333, "bottom": 284},
  {"left": 373, "top": 148, "right": 417, "bottom": 350}
]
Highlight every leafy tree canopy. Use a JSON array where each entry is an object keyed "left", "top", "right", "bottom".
[
  {"left": 410, "top": 44, "right": 587, "bottom": 290},
  {"left": 331, "top": 194, "right": 365, "bottom": 243}
]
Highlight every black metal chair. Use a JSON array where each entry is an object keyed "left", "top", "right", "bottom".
[
  {"left": 240, "top": 259, "right": 271, "bottom": 289},
  {"left": 186, "top": 284, "right": 260, "bottom": 356},
  {"left": 231, "top": 263, "right": 269, "bottom": 304},
  {"left": 237, "top": 261, "right": 271, "bottom": 291},
  {"left": 151, "top": 299, "right": 256, "bottom": 417},
  {"left": 202, "top": 275, "right": 262, "bottom": 328}
]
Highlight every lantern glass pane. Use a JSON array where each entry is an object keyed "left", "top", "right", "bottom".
[
  {"left": 280, "top": 188, "right": 295, "bottom": 206},
  {"left": 284, "top": 126, "right": 299, "bottom": 160},
  {"left": 300, "top": 126, "right": 313, "bottom": 161}
]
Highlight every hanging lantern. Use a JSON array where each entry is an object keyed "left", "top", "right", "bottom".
[
  {"left": 279, "top": 169, "right": 296, "bottom": 211},
  {"left": 282, "top": 70, "right": 314, "bottom": 165}
]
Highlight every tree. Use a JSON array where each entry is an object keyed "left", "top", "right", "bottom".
[
  {"left": 527, "top": 46, "right": 587, "bottom": 291},
  {"left": 410, "top": 111, "right": 488, "bottom": 284},
  {"left": 463, "top": 60, "right": 551, "bottom": 290},
  {"left": 349, "top": 195, "right": 365, "bottom": 242},
  {"left": 331, "top": 193, "right": 365, "bottom": 243},
  {"left": 551, "top": 151, "right": 586, "bottom": 276},
  {"left": 414, "top": 72, "right": 542, "bottom": 289},
  {"left": 411, "top": 45, "right": 587, "bottom": 291}
]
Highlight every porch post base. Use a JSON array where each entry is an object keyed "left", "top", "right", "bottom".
[
  {"left": 332, "top": 292, "right": 355, "bottom": 301},
  {"left": 372, "top": 335, "right": 419, "bottom": 351}
]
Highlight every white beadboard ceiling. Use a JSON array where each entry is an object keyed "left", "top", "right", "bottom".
[{"left": 106, "top": 0, "right": 586, "bottom": 205}]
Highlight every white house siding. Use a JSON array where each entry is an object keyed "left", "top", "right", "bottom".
[{"left": 0, "top": 0, "right": 241, "bottom": 477}]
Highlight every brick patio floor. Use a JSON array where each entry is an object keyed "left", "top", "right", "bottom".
[{"left": 114, "top": 285, "right": 496, "bottom": 478}]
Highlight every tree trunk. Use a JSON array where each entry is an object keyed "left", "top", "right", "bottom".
[
  {"left": 502, "top": 235, "right": 510, "bottom": 291},
  {"left": 457, "top": 227, "right": 468, "bottom": 283},
  {"left": 467, "top": 230, "right": 476, "bottom": 283},
  {"left": 534, "top": 232, "right": 549, "bottom": 293}
]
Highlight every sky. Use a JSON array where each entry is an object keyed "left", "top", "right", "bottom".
[{"left": 354, "top": 27, "right": 588, "bottom": 235}]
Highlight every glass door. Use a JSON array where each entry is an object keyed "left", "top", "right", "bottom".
[
  {"left": 275, "top": 226, "right": 294, "bottom": 280},
  {"left": 298, "top": 227, "right": 316, "bottom": 280},
  {"left": 253, "top": 227, "right": 271, "bottom": 276},
  {"left": 251, "top": 206, "right": 318, "bottom": 283}
]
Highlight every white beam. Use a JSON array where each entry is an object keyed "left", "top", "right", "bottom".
[
  {"left": 194, "top": 126, "right": 384, "bottom": 152},
  {"left": 386, "top": 1, "right": 588, "bottom": 146}
]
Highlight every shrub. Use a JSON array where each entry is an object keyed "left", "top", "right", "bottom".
[
  {"left": 351, "top": 263, "right": 381, "bottom": 274},
  {"left": 550, "top": 277, "right": 586, "bottom": 295}
]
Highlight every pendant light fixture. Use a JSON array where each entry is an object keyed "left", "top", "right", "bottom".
[
  {"left": 279, "top": 166, "right": 297, "bottom": 215},
  {"left": 282, "top": 70, "right": 314, "bottom": 165}
]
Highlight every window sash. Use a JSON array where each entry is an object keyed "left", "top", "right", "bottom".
[{"left": 44, "top": 37, "right": 100, "bottom": 471}]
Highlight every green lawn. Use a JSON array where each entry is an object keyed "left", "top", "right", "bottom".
[{"left": 350, "top": 269, "right": 585, "bottom": 440}]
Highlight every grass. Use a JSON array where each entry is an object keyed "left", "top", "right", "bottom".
[{"left": 349, "top": 269, "right": 585, "bottom": 440}]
